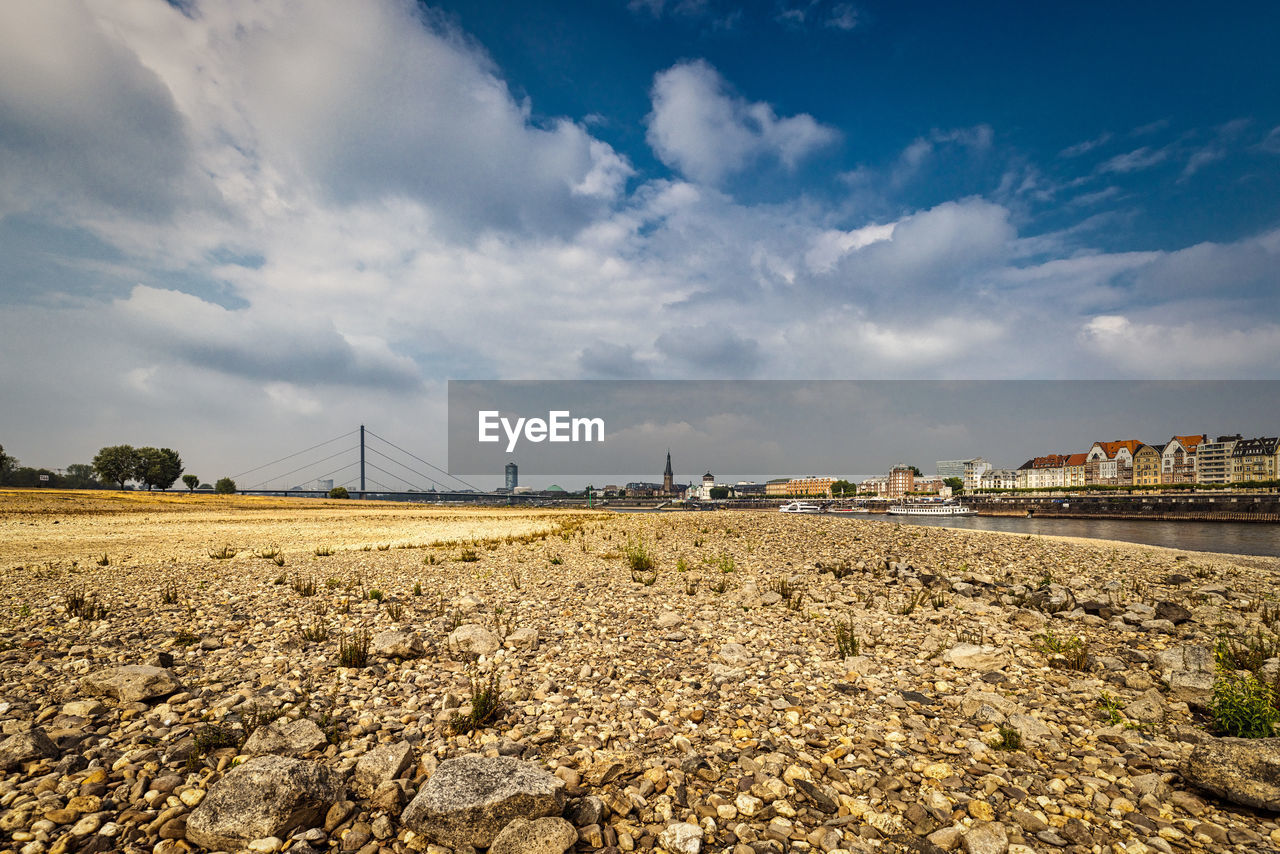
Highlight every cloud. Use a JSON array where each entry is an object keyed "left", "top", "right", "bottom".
[
  {"left": 1081, "top": 315, "right": 1280, "bottom": 377},
  {"left": 1260, "top": 126, "right": 1280, "bottom": 154},
  {"left": 826, "top": 4, "right": 859, "bottom": 30},
  {"left": 1097, "top": 146, "right": 1169, "bottom": 174},
  {"left": 578, "top": 342, "right": 652, "bottom": 378},
  {"left": 1060, "top": 132, "right": 1112, "bottom": 158},
  {"left": 646, "top": 60, "right": 838, "bottom": 185},
  {"left": 655, "top": 324, "right": 761, "bottom": 376},
  {"left": 891, "top": 125, "right": 993, "bottom": 185}
]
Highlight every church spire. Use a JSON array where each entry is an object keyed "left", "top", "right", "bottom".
[
  {"left": 663, "top": 449, "right": 674, "bottom": 493},
  {"left": 664, "top": 449, "right": 673, "bottom": 477}
]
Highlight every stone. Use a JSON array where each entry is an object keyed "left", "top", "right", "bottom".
[
  {"left": 354, "top": 741, "right": 413, "bottom": 796},
  {"left": 1169, "top": 669, "right": 1216, "bottom": 707},
  {"left": 79, "top": 665, "right": 181, "bottom": 704},
  {"left": 505, "top": 627, "right": 539, "bottom": 650},
  {"left": 242, "top": 717, "right": 328, "bottom": 756},
  {"left": 372, "top": 630, "right": 425, "bottom": 659},
  {"left": 962, "top": 821, "right": 1009, "bottom": 854},
  {"left": 447, "top": 625, "right": 502, "bottom": 657},
  {"left": 185, "top": 755, "right": 342, "bottom": 850},
  {"left": 1006, "top": 713, "right": 1057, "bottom": 744},
  {"left": 1154, "top": 600, "right": 1192, "bottom": 624},
  {"left": 401, "top": 755, "right": 566, "bottom": 849},
  {"left": 1184, "top": 737, "right": 1280, "bottom": 811},
  {"left": 944, "top": 644, "right": 1008, "bottom": 670},
  {"left": 1124, "top": 689, "right": 1166, "bottom": 724},
  {"left": 718, "top": 643, "right": 751, "bottom": 667},
  {"left": 657, "top": 821, "right": 704, "bottom": 854},
  {"left": 488, "top": 816, "right": 577, "bottom": 854},
  {"left": 0, "top": 729, "right": 58, "bottom": 771}
]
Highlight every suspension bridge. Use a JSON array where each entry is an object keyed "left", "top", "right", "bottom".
[{"left": 229, "top": 426, "right": 554, "bottom": 504}]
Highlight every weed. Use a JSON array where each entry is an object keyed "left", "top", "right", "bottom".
[
  {"left": 325, "top": 577, "right": 341, "bottom": 589},
  {"left": 424, "top": 553, "right": 438, "bottom": 566},
  {"left": 339, "top": 629, "right": 371, "bottom": 668},
  {"left": 95, "top": 554, "right": 109, "bottom": 567},
  {"left": 624, "top": 538, "right": 655, "bottom": 574},
  {"left": 548, "top": 554, "right": 563, "bottom": 565},
  {"left": 376, "top": 543, "right": 391, "bottom": 551},
  {"left": 834, "top": 617, "right": 860, "bottom": 658},
  {"left": 449, "top": 668, "right": 505, "bottom": 734},
  {"left": 898, "top": 590, "right": 928, "bottom": 616},
  {"left": 994, "top": 726, "right": 1022, "bottom": 751},
  {"left": 367, "top": 588, "right": 384, "bottom": 602},
  {"left": 445, "top": 608, "right": 463, "bottom": 633},
  {"left": 239, "top": 704, "right": 283, "bottom": 742},
  {"left": 301, "top": 618, "right": 327, "bottom": 643},
  {"left": 160, "top": 582, "right": 180, "bottom": 605},
  {"left": 717, "top": 553, "right": 736, "bottom": 574},
  {"left": 684, "top": 579, "right": 699, "bottom": 596},
  {"left": 458, "top": 548, "right": 480, "bottom": 563},
  {"left": 273, "top": 572, "right": 286, "bottom": 585},
  {"left": 710, "top": 577, "right": 729, "bottom": 595},
  {"left": 174, "top": 630, "right": 199, "bottom": 646},
  {"left": 413, "top": 581, "right": 423, "bottom": 596},
  {"left": 930, "top": 592, "right": 948, "bottom": 610},
  {"left": 65, "top": 588, "right": 109, "bottom": 620},
  {"left": 271, "top": 553, "right": 286, "bottom": 567},
  {"left": 387, "top": 602, "right": 403, "bottom": 622},
  {"left": 291, "top": 574, "right": 317, "bottom": 597},
  {"left": 339, "top": 598, "right": 351, "bottom": 615},
  {"left": 693, "top": 537, "right": 703, "bottom": 548},
  {"left": 314, "top": 545, "right": 334, "bottom": 557},
  {"left": 255, "top": 545, "right": 281, "bottom": 560},
  {"left": 631, "top": 567, "right": 659, "bottom": 586},
  {"left": 676, "top": 557, "right": 689, "bottom": 573},
  {"left": 1216, "top": 630, "right": 1280, "bottom": 675},
  {"left": 956, "top": 626, "right": 985, "bottom": 646},
  {"left": 492, "top": 606, "right": 514, "bottom": 639},
  {"left": 825, "top": 558, "right": 854, "bottom": 580},
  {"left": 208, "top": 544, "right": 236, "bottom": 560},
  {"left": 1098, "top": 692, "right": 1126, "bottom": 726},
  {"left": 509, "top": 570, "right": 522, "bottom": 591},
  {"left": 1032, "top": 630, "right": 1090, "bottom": 671},
  {"left": 190, "top": 724, "right": 239, "bottom": 764},
  {"left": 1210, "top": 672, "right": 1280, "bottom": 738}
]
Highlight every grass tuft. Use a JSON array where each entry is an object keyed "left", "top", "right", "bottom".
[
  {"left": 339, "top": 629, "right": 371, "bottom": 668},
  {"left": 449, "top": 668, "right": 505, "bottom": 734}
]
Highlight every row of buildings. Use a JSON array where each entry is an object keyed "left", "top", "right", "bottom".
[{"left": 939, "top": 434, "right": 1279, "bottom": 493}]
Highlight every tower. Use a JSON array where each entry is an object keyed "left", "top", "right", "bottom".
[
  {"left": 663, "top": 450, "right": 674, "bottom": 494},
  {"left": 505, "top": 461, "right": 518, "bottom": 491}
]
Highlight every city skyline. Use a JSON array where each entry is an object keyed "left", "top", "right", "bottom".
[{"left": 2, "top": 2, "right": 1279, "bottom": 482}]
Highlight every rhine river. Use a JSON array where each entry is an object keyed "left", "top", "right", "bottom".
[{"left": 857, "top": 514, "right": 1280, "bottom": 558}]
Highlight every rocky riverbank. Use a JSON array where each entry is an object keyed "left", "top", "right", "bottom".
[{"left": 3, "top": 494, "right": 1280, "bottom": 853}]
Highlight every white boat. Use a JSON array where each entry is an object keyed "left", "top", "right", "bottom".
[
  {"left": 826, "top": 505, "right": 869, "bottom": 514},
  {"left": 779, "top": 501, "right": 823, "bottom": 514},
  {"left": 887, "top": 501, "right": 976, "bottom": 516}
]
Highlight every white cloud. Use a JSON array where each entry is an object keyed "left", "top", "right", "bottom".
[
  {"left": 1081, "top": 315, "right": 1280, "bottom": 377},
  {"left": 646, "top": 60, "right": 838, "bottom": 185},
  {"left": 1097, "top": 146, "right": 1169, "bottom": 174}
]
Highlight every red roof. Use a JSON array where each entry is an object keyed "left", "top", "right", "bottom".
[
  {"left": 1064, "top": 453, "right": 1088, "bottom": 466},
  {"left": 1032, "top": 454, "right": 1069, "bottom": 468},
  {"left": 1171, "top": 434, "right": 1207, "bottom": 451},
  {"left": 1092, "top": 440, "right": 1143, "bottom": 459}
]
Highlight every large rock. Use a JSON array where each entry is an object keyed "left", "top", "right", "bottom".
[
  {"left": 1184, "top": 737, "right": 1280, "bottom": 811},
  {"left": 354, "top": 741, "right": 413, "bottom": 797},
  {"left": 242, "top": 717, "right": 328, "bottom": 756},
  {"left": 658, "top": 821, "right": 704, "bottom": 853},
  {"left": 373, "top": 630, "right": 424, "bottom": 659},
  {"left": 718, "top": 643, "right": 751, "bottom": 667},
  {"left": 0, "top": 728, "right": 58, "bottom": 771},
  {"left": 1025, "top": 584, "right": 1075, "bottom": 614},
  {"left": 80, "top": 665, "right": 181, "bottom": 704},
  {"left": 1155, "top": 600, "right": 1193, "bottom": 624},
  {"left": 962, "top": 820, "right": 1009, "bottom": 854},
  {"left": 186, "top": 755, "right": 343, "bottom": 850},
  {"left": 944, "top": 644, "right": 1008, "bottom": 670},
  {"left": 447, "top": 624, "right": 502, "bottom": 657},
  {"left": 401, "top": 755, "right": 565, "bottom": 848},
  {"left": 488, "top": 816, "right": 577, "bottom": 854},
  {"left": 1155, "top": 644, "right": 1215, "bottom": 707}
]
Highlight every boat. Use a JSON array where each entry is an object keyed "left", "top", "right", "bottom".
[
  {"left": 826, "top": 505, "right": 869, "bottom": 514},
  {"left": 779, "top": 501, "right": 823, "bottom": 514},
  {"left": 887, "top": 501, "right": 976, "bottom": 516}
]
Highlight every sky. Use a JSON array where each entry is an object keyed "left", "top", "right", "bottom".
[{"left": 1, "top": 0, "right": 1278, "bottom": 489}]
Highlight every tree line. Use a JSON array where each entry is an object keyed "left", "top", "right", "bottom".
[{"left": 0, "top": 441, "right": 238, "bottom": 493}]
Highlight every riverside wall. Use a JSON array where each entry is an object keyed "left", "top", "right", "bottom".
[{"left": 967, "top": 493, "right": 1280, "bottom": 522}]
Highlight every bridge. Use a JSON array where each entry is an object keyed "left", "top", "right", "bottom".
[{"left": 229, "top": 425, "right": 571, "bottom": 505}]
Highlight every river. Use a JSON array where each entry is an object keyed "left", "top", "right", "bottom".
[{"left": 845, "top": 513, "right": 1280, "bottom": 558}]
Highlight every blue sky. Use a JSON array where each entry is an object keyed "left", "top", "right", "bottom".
[{"left": 0, "top": 0, "right": 1278, "bottom": 484}]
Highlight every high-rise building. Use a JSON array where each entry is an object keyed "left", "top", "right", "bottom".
[
  {"left": 663, "top": 450, "right": 674, "bottom": 494},
  {"left": 504, "top": 461, "right": 518, "bottom": 491}
]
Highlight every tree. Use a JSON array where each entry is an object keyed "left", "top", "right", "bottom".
[
  {"left": 93, "top": 445, "right": 139, "bottom": 490},
  {"left": 182, "top": 474, "right": 199, "bottom": 493},
  {"left": 133, "top": 447, "right": 183, "bottom": 491},
  {"left": 328, "top": 486, "right": 349, "bottom": 499},
  {"left": 64, "top": 464, "right": 101, "bottom": 489},
  {"left": 908, "top": 465, "right": 923, "bottom": 477},
  {"left": 214, "top": 477, "right": 237, "bottom": 494},
  {"left": 0, "top": 444, "right": 7, "bottom": 473},
  {"left": 830, "top": 479, "right": 856, "bottom": 497},
  {"left": 943, "top": 476, "right": 965, "bottom": 495},
  {"left": 709, "top": 486, "right": 730, "bottom": 500}
]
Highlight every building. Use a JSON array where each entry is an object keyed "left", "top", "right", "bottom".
[
  {"left": 1196, "top": 435, "right": 1241, "bottom": 484},
  {"left": 935, "top": 459, "right": 969, "bottom": 480},
  {"left": 1132, "top": 444, "right": 1164, "bottom": 487},
  {"left": 504, "top": 461, "right": 518, "bottom": 491},
  {"left": 1231, "top": 437, "right": 1280, "bottom": 483},
  {"left": 1063, "top": 453, "right": 1088, "bottom": 488},
  {"left": 734, "top": 482, "right": 767, "bottom": 496},
  {"left": 783, "top": 476, "right": 837, "bottom": 497},
  {"left": 689, "top": 471, "right": 723, "bottom": 500},
  {"left": 910, "top": 477, "right": 947, "bottom": 496},
  {"left": 887, "top": 464, "right": 914, "bottom": 499},
  {"left": 663, "top": 451, "right": 674, "bottom": 494},
  {"left": 1018, "top": 455, "right": 1069, "bottom": 489},
  {"left": 1085, "top": 440, "right": 1142, "bottom": 486},
  {"left": 936, "top": 458, "right": 991, "bottom": 491},
  {"left": 979, "top": 469, "right": 1019, "bottom": 491},
  {"left": 858, "top": 475, "right": 888, "bottom": 496},
  {"left": 764, "top": 478, "right": 793, "bottom": 497},
  {"left": 1161, "top": 435, "right": 1205, "bottom": 484}
]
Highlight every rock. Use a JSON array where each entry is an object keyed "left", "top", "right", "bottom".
[
  {"left": 1155, "top": 600, "right": 1192, "bottom": 624},
  {"left": 401, "top": 755, "right": 566, "bottom": 849},
  {"left": 80, "top": 665, "right": 181, "bottom": 704},
  {"left": 657, "top": 821, "right": 704, "bottom": 853},
  {"left": 185, "top": 755, "right": 342, "bottom": 850},
  {"left": 447, "top": 624, "right": 502, "bottom": 657},
  {"left": 1124, "top": 689, "right": 1166, "bottom": 724},
  {"left": 718, "top": 643, "right": 750, "bottom": 667},
  {"left": 1026, "top": 584, "right": 1075, "bottom": 614},
  {"left": 0, "top": 729, "right": 57, "bottom": 771},
  {"left": 372, "top": 630, "right": 424, "bottom": 659},
  {"left": 1006, "top": 713, "right": 1058, "bottom": 745},
  {"left": 1155, "top": 644, "right": 1214, "bottom": 678},
  {"left": 505, "top": 627, "right": 539, "bottom": 649},
  {"left": 657, "top": 612, "right": 682, "bottom": 629},
  {"left": 962, "top": 821, "right": 1009, "bottom": 854},
  {"left": 1169, "top": 669, "right": 1216, "bottom": 707},
  {"left": 242, "top": 717, "right": 328, "bottom": 756},
  {"left": 354, "top": 741, "right": 413, "bottom": 796},
  {"left": 489, "top": 816, "right": 577, "bottom": 854},
  {"left": 1184, "top": 737, "right": 1280, "bottom": 811},
  {"left": 944, "top": 644, "right": 1008, "bottom": 670}
]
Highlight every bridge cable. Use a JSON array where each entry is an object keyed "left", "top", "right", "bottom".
[
  {"left": 247, "top": 447, "right": 359, "bottom": 490},
  {"left": 363, "top": 460, "right": 428, "bottom": 493},
  {"left": 364, "top": 429, "right": 482, "bottom": 492},
  {"left": 362, "top": 446, "right": 450, "bottom": 491},
  {"left": 232, "top": 430, "right": 357, "bottom": 480}
]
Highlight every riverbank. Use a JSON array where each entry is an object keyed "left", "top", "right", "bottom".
[{"left": 3, "top": 494, "right": 1280, "bottom": 853}]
